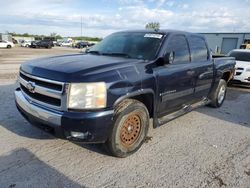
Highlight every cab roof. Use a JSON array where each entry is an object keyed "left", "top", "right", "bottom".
[
  {"left": 115, "top": 29, "right": 192, "bottom": 35},
  {"left": 114, "top": 29, "right": 204, "bottom": 38}
]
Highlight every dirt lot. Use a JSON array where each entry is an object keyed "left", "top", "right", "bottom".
[
  {"left": 0, "top": 46, "right": 81, "bottom": 80},
  {"left": 0, "top": 47, "right": 250, "bottom": 188}
]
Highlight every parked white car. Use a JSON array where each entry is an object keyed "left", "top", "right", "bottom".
[
  {"left": 21, "top": 41, "right": 31, "bottom": 47},
  {"left": 229, "top": 49, "right": 250, "bottom": 86},
  {"left": 61, "top": 41, "right": 73, "bottom": 47},
  {"left": 0, "top": 40, "right": 15, "bottom": 48}
]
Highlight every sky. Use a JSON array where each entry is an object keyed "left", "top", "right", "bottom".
[{"left": 0, "top": 0, "right": 250, "bottom": 37}]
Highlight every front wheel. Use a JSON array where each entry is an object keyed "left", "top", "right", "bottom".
[
  {"left": 106, "top": 99, "right": 149, "bottom": 157},
  {"left": 7, "top": 45, "right": 11, "bottom": 48},
  {"left": 209, "top": 79, "right": 227, "bottom": 108}
]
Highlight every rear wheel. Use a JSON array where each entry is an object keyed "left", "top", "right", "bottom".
[
  {"left": 209, "top": 79, "right": 227, "bottom": 108},
  {"left": 106, "top": 99, "right": 149, "bottom": 157},
  {"left": 7, "top": 45, "right": 11, "bottom": 49}
]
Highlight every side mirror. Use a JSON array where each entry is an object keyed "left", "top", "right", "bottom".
[{"left": 164, "top": 51, "right": 174, "bottom": 64}]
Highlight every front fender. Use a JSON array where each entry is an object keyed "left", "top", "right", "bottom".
[{"left": 113, "top": 88, "right": 155, "bottom": 107}]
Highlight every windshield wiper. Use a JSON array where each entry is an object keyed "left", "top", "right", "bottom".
[{"left": 102, "top": 52, "right": 131, "bottom": 58}]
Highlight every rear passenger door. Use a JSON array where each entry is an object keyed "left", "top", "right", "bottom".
[
  {"left": 187, "top": 35, "right": 214, "bottom": 100},
  {"left": 156, "top": 35, "right": 196, "bottom": 116}
]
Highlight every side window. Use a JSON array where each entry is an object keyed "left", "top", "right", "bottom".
[
  {"left": 166, "top": 35, "right": 190, "bottom": 64},
  {"left": 188, "top": 36, "right": 208, "bottom": 62}
]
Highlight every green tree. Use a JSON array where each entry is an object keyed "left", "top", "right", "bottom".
[
  {"left": 145, "top": 22, "right": 160, "bottom": 30},
  {"left": 23, "top": 33, "right": 29, "bottom": 37}
]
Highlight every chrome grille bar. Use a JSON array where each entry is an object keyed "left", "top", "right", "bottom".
[
  {"left": 19, "top": 77, "right": 62, "bottom": 99},
  {"left": 19, "top": 70, "right": 66, "bottom": 111}
]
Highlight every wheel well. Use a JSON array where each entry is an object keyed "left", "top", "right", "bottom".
[
  {"left": 130, "top": 93, "right": 154, "bottom": 118},
  {"left": 221, "top": 71, "right": 231, "bottom": 82}
]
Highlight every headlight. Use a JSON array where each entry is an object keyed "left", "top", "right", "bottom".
[{"left": 68, "top": 82, "right": 107, "bottom": 110}]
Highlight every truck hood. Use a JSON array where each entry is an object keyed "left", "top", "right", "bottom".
[{"left": 21, "top": 53, "right": 142, "bottom": 82}]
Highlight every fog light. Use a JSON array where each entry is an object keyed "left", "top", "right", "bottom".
[{"left": 70, "top": 131, "right": 89, "bottom": 139}]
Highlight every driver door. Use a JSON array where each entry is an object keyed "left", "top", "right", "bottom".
[{"left": 155, "top": 35, "right": 196, "bottom": 117}]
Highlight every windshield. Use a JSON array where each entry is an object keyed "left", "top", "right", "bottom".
[
  {"left": 88, "top": 32, "right": 164, "bottom": 60},
  {"left": 229, "top": 51, "right": 250, "bottom": 62}
]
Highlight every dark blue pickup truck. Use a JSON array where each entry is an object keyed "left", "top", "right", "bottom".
[{"left": 15, "top": 30, "right": 235, "bottom": 157}]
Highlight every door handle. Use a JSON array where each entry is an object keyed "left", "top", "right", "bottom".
[{"left": 187, "top": 70, "right": 195, "bottom": 76}]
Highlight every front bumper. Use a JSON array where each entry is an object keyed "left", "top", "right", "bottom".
[
  {"left": 233, "top": 71, "right": 250, "bottom": 85},
  {"left": 15, "top": 89, "right": 114, "bottom": 143},
  {"left": 230, "top": 79, "right": 250, "bottom": 87}
]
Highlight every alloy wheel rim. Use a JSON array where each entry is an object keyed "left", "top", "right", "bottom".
[{"left": 218, "top": 85, "right": 226, "bottom": 104}]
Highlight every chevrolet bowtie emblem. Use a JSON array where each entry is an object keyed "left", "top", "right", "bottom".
[{"left": 26, "top": 81, "right": 36, "bottom": 93}]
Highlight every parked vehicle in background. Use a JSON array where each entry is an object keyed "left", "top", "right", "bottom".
[
  {"left": 75, "top": 41, "right": 89, "bottom": 49},
  {"left": 15, "top": 30, "right": 235, "bottom": 157},
  {"left": 54, "top": 41, "right": 63, "bottom": 46},
  {"left": 88, "top": 42, "right": 96, "bottom": 47},
  {"left": 0, "top": 40, "right": 15, "bottom": 48},
  {"left": 240, "top": 39, "right": 250, "bottom": 49},
  {"left": 12, "top": 38, "right": 18, "bottom": 44},
  {"left": 229, "top": 49, "right": 250, "bottom": 86},
  {"left": 21, "top": 41, "right": 32, "bottom": 47},
  {"left": 61, "top": 41, "right": 73, "bottom": 47},
  {"left": 30, "top": 40, "right": 53, "bottom": 49},
  {"left": 30, "top": 41, "right": 39, "bottom": 48}
]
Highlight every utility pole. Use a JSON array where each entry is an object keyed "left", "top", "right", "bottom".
[{"left": 81, "top": 16, "right": 83, "bottom": 42}]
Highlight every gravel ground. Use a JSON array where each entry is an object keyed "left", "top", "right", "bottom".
[{"left": 0, "top": 47, "right": 249, "bottom": 188}]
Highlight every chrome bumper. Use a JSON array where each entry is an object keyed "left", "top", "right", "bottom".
[{"left": 15, "top": 90, "right": 62, "bottom": 127}]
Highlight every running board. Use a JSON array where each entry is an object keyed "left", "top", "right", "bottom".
[{"left": 157, "top": 98, "right": 210, "bottom": 126}]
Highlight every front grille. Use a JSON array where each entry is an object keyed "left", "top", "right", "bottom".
[
  {"left": 19, "top": 71, "right": 66, "bottom": 110},
  {"left": 236, "top": 67, "right": 244, "bottom": 70},
  {"left": 21, "top": 85, "right": 61, "bottom": 106},
  {"left": 20, "top": 72, "right": 62, "bottom": 91},
  {"left": 235, "top": 67, "right": 244, "bottom": 76},
  {"left": 236, "top": 72, "right": 242, "bottom": 76}
]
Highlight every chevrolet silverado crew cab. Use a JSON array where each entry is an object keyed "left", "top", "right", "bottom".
[{"left": 15, "top": 30, "right": 235, "bottom": 157}]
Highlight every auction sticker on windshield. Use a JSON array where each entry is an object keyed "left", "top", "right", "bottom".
[{"left": 144, "top": 34, "right": 163, "bottom": 39}]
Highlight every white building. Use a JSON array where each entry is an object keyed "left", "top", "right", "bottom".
[
  {"left": 0, "top": 33, "right": 12, "bottom": 42},
  {"left": 13, "top": 36, "right": 35, "bottom": 43}
]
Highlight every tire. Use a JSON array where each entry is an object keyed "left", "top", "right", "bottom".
[
  {"left": 25, "top": 44, "right": 29, "bottom": 47},
  {"left": 209, "top": 79, "right": 227, "bottom": 108},
  {"left": 7, "top": 45, "right": 11, "bottom": 49},
  {"left": 106, "top": 99, "right": 149, "bottom": 157}
]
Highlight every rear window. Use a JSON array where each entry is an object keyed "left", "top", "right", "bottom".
[
  {"left": 229, "top": 51, "right": 250, "bottom": 62},
  {"left": 188, "top": 36, "right": 208, "bottom": 62}
]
